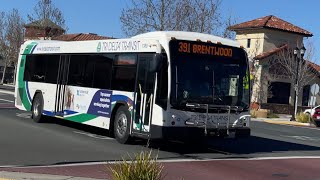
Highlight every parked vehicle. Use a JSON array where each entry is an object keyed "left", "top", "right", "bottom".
[
  {"left": 311, "top": 109, "right": 320, "bottom": 127},
  {"left": 304, "top": 105, "right": 320, "bottom": 116}
]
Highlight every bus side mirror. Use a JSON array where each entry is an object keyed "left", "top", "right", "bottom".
[{"left": 150, "top": 54, "right": 164, "bottom": 72}]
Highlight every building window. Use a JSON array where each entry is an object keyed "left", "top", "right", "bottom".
[
  {"left": 302, "top": 85, "right": 310, "bottom": 106},
  {"left": 247, "top": 39, "right": 251, "bottom": 48},
  {"left": 267, "top": 82, "right": 291, "bottom": 104}
]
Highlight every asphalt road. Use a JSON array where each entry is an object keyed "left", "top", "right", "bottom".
[
  {"left": 1, "top": 92, "right": 320, "bottom": 179},
  {"left": 0, "top": 102, "right": 320, "bottom": 166},
  {"left": 0, "top": 91, "right": 15, "bottom": 108}
]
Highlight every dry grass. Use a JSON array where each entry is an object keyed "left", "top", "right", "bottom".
[
  {"left": 109, "top": 150, "right": 164, "bottom": 180},
  {"left": 296, "top": 112, "right": 310, "bottom": 123}
]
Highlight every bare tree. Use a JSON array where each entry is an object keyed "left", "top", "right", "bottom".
[
  {"left": 120, "top": 0, "right": 234, "bottom": 37},
  {"left": 277, "top": 42, "right": 317, "bottom": 118},
  {"left": 27, "top": 0, "right": 66, "bottom": 38},
  {"left": 6, "top": 9, "right": 25, "bottom": 84},
  {"left": 0, "top": 11, "right": 8, "bottom": 84},
  {"left": 0, "top": 9, "right": 25, "bottom": 84}
]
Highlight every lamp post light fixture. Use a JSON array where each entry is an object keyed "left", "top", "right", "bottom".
[{"left": 290, "top": 46, "right": 306, "bottom": 121}]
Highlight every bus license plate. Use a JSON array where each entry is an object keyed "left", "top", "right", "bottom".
[{"left": 191, "top": 115, "right": 228, "bottom": 122}]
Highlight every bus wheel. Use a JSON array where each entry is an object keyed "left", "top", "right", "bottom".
[
  {"left": 32, "top": 93, "right": 44, "bottom": 123},
  {"left": 114, "top": 106, "right": 132, "bottom": 144}
]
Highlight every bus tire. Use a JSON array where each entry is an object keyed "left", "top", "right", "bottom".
[
  {"left": 114, "top": 106, "right": 132, "bottom": 144},
  {"left": 32, "top": 93, "right": 44, "bottom": 123}
]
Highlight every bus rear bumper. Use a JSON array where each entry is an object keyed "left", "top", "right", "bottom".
[{"left": 150, "top": 125, "right": 250, "bottom": 140}]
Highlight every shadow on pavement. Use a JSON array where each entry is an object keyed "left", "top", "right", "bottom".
[
  {"left": 42, "top": 116, "right": 320, "bottom": 157},
  {"left": 206, "top": 136, "right": 320, "bottom": 155}
]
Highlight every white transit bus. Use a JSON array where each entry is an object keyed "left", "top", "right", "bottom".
[{"left": 15, "top": 31, "right": 251, "bottom": 144}]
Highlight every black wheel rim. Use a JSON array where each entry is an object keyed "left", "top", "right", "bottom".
[{"left": 116, "top": 112, "right": 127, "bottom": 138}]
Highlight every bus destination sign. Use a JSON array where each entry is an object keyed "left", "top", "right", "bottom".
[{"left": 178, "top": 41, "right": 233, "bottom": 57}]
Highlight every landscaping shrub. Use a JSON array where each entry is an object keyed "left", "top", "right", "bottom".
[
  {"left": 267, "top": 113, "right": 279, "bottom": 118},
  {"left": 109, "top": 150, "right": 164, "bottom": 180},
  {"left": 296, "top": 112, "right": 310, "bottom": 123},
  {"left": 250, "top": 110, "right": 257, "bottom": 118}
]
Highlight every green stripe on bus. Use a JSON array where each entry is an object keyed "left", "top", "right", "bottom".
[
  {"left": 64, "top": 113, "right": 97, "bottom": 123},
  {"left": 18, "top": 42, "right": 38, "bottom": 110}
]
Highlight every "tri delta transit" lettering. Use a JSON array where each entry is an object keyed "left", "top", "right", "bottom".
[{"left": 97, "top": 40, "right": 140, "bottom": 52}]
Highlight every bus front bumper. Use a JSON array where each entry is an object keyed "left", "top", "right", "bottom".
[{"left": 150, "top": 125, "right": 250, "bottom": 140}]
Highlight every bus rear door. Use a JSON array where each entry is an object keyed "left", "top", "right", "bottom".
[{"left": 55, "top": 55, "right": 70, "bottom": 117}]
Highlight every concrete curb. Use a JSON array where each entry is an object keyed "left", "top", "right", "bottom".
[
  {"left": 263, "top": 120, "right": 312, "bottom": 127},
  {"left": 0, "top": 171, "right": 104, "bottom": 180}
]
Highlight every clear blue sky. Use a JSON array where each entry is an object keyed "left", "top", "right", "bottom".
[{"left": 1, "top": 0, "right": 319, "bottom": 60}]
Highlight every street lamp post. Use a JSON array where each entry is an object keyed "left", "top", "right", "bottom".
[{"left": 290, "top": 46, "right": 306, "bottom": 121}]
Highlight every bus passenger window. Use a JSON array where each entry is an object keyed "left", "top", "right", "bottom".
[
  {"left": 92, "top": 55, "right": 113, "bottom": 89},
  {"left": 68, "top": 55, "right": 95, "bottom": 87},
  {"left": 24, "top": 55, "right": 46, "bottom": 82},
  {"left": 111, "top": 67, "right": 136, "bottom": 91}
]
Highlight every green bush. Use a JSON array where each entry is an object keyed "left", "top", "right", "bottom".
[
  {"left": 296, "top": 112, "right": 310, "bottom": 123},
  {"left": 267, "top": 113, "right": 279, "bottom": 118},
  {"left": 109, "top": 150, "right": 164, "bottom": 180}
]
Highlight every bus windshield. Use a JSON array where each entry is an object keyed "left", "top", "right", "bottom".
[{"left": 170, "top": 40, "right": 250, "bottom": 109}]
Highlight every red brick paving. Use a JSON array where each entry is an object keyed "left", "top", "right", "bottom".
[{"left": 1, "top": 158, "right": 320, "bottom": 180}]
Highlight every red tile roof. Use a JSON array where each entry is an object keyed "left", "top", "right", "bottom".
[
  {"left": 307, "top": 61, "right": 320, "bottom": 72},
  {"left": 254, "top": 45, "right": 320, "bottom": 73},
  {"left": 254, "top": 44, "right": 288, "bottom": 60},
  {"left": 229, "top": 15, "right": 313, "bottom": 37},
  {"left": 52, "top": 33, "right": 113, "bottom": 41}
]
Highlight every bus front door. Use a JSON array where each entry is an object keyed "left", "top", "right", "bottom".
[
  {"left": 54, "top": 55, "right": 70, "bottom": 117},
  {"left": 132, "top": 54, "right": 156, "bottom": 137}
]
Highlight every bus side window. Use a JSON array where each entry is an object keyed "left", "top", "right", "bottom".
[
  {"left": 111, "top": 67, "right": 136, "bottom": 91},
  {"left": 155, "top": 54, "right": 168, "bottom": 110},
  {"left": 24, "top": 55, "right": 46, "bottom": 82},
  {"left": 45, "top": 55, "right": 60, "bottom": 83},
  {"left": 92, "top": 54, "right": 113, "bottom": 89},
  {"left": 68, "top": 55, "right": 94, "bottom": 87},
  {"left": 111, "top": 54, "right": 137, "bottom": 91}
]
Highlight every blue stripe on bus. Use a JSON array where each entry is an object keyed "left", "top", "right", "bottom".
[
  {"left": 112, "top": 94, "right": 134, "bottom": 108},
  {"left": 43, "top": 110, "right": 78, "bottom": 117},
  {"left": 25, "top": 81, "right": 32, "bottom": 103},
  {"left": 64, "top": 110, "right": 78, "bottom": 115},
  {"left": 30, "top": 45, "right": 37, "bottom": 54},
  {"left": 43, "top": 110, "right": 55, "bottom": 116}
]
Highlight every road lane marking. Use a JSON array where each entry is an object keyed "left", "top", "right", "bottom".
[
  {"left": 281, "top": 135, "right": 320, "bottom": 141},
  {"left": 73, "top": 131, "right": 114, "bottom": 140},
  {"left": 0, "top": 98, "right": 14, "bottom": 103},
  {"left": 16, "top": 113, "right": 32, "bottom": 118},
  {"left": 0, "top": 90, "right": 14, "bottom": 95},
  {"left": 207, "top": 148, "right": 232, "bottom": 155}
]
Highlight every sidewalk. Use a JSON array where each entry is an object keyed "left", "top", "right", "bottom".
[
  {"left": 252, "top": 114, "right": 315, "bottom": 127},
  {"left": 0, "top": 171, "right": 104, "bottom": 180}
]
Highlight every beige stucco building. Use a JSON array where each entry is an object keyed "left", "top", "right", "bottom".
[{"left": 229, "top": 15, "right": 320, "bottom": 113}]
